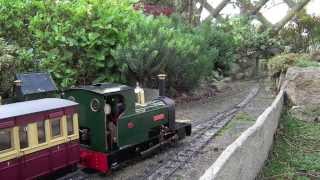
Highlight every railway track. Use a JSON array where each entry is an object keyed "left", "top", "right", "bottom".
[
  {"left": 144, "top": 85, "right": 260, "bottom": 180},
  {"left": 59, "top": 84, "right": 260, "bottom": 180}
]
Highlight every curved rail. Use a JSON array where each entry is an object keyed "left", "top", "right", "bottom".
[{"left": 145, "top": 85, "right": 260, "bottom": 180}]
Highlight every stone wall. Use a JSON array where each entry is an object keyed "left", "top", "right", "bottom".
[{"left": 199, "top": 90, "right": 285, "bottom": 180}]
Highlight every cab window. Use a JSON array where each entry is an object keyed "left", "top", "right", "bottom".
[
  {"left": 0, "top": 128, "right": 12, "bottom": 152},
  {"left": 19, "top": 125, "right": 29, "bottom": 149},
  {"left": 37, "top": 121, "right": 46, "bottom": 144},
  {"left": 67, "top": 115, "right": 74, "bottom": 136},
  {"left": 51, "top": 117, "right": 62, "bottom": 138}
]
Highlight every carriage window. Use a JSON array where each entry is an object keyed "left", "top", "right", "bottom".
[
  {"left": 67, "top": 115, "right": 74, "bottom": 135},
  {"left": 51, "top": 117, "right": 62, "bottom": 138},
  {"left": 37, "top": 121, "right": 46, "bottom": 144},
  {"left": 0, "top": 128, "right": 12, "bottom": 151},
  {"left": 19, "top": 125, "right": 29, "bottom": 149}
]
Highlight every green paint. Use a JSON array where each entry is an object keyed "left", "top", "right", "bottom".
[
  {"left": 64, "top": 89, "right": 106, "bottom": 152},
  {"left": 64, "top": 84, "right": 169, "bottom": 153}
]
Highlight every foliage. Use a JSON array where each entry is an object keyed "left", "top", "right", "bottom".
[
  {"left": 112, "top": 16, "right": 219, "bottom": 91},
  {"left": 0, "top": 0, "right": 142, "bottom": 88},
  {"left": 279, "top": 10, "right": 320, "bottom": 53},
  {"left": 217, "top": 112, "right": 255, "bottom": 136},
  {"left": 262, "top": 113, "right": 320, "bottom": 179},
  {"left": 221, "top": 17, "right": 281, "bottom": 60},
  {"left": 0, "top": 38, "right": 35, "bottom": 97},
  {"left": 0, "top": 38, "right": 17, "bottom": 97},
  {"left": 0, "top": 0, "right": 273, "bottom": 93},
  {"left": 267, "top": 53, "right": 319, "bottom": 78},
  {"left": 196, "top": 22, "right": 236, "bottom": 74}
]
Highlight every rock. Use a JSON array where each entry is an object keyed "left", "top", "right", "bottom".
[
  {"left": 267, "top": 47, "right": 282, "bottom": 56},
  {"left": 211, "top": 81, "right": 230, "bottom": 92},
  {"left": 229, "top": 63, "right": 241, "bottom": 75},
  {"left": 222, "top": 77, "right": 232, "bottom": 83},
  {"left": 290, "top": 105, "right": 320, "bottom": 122},
  {"left": 234, "top": 73, "right": 245, "bottom": 80},
  {"left": 244, "top": 68, "right": 255, "bottom": 78},
  {"left": 311, "top": 51, "right": 320, "bottom": 62},
  {"left": 285, "top": 67, "right": 320, "bottom": 106}
]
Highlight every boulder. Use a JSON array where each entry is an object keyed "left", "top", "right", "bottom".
[
  {"left": 289, "top": 105, "right": 320, "bottom": 122},
  {"left": 210, "top": 81, "right": 230, "bottom": 92},
  {"left": 222, "top": 77, "right": 232, "bottom": 83},
  {"left": 285, "top": 67, "right": 320, "bottom": 106},
  {"left": 229, "top": 63, "right": 241, "bottom": 75},
  {"left": 234, "top": 73, "right": 245, "bottom": 80},
  {"left": 244, "top": 67, "right": 255, "bottom": 78}
]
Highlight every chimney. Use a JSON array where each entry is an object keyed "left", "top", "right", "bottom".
[{"left": 157, "top": 74, "right": 167, "bottom": 97}]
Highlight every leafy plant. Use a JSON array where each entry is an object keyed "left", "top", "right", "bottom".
[
  {"left": 112, "top": 15, "right": 221, "bottom": 91},
  {"left": 279, "top": 10, "right": 320, "bottom": 53},
  {"left": 267, "top": 53, "right": 317, "bottom": 78},
  {"left": 0, "top": 0, "right": 142, "bottom": 88},
  {"left": 0, "top": 38, "right": 17, "bottom": 97}
]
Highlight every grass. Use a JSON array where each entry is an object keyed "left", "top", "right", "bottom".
[
  {"left": 217, "top": 112, "right": 255, "bottom": 136},
  {"left": 261, "top": 113, "right": 320, "bottom": 180}
]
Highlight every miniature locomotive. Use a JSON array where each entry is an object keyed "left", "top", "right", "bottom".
[
  {"left": 0, "top": 72, "right": 191, "bottom": 176},
  {"left": 64, "top": 81, "right": 191, "bottom": 172}
]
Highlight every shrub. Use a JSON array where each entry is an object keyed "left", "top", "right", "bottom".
[
  {"left": 279, "top": 10, "right": 320, "bottom": 53},
  {"left": 112, "top": 16, "right": 218, "bottom": 91},
  {"left": 0, "top": 0, "right": 239, "bottom": 93},
  {"left": 221, "top": 17, "right": 281, "bottom": 61},
  {"left": 196, "top": 22, "right": 236, "bottom": 74},
  {"left": 0, "top": 38, "right": 17, "bottom": 97},
  {"left": 0, "top": 0, "right": 142, "bottom": 88},
  {"left": 267, "top": 53, "right": 318, "bottom": 78}
]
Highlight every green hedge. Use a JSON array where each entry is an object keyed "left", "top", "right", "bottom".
[
  {"left": 0, "top": 0, "right": 236, "bottom": 92},
  {"left": 0, "top": 0, "right": 142, "bottom": 88}
]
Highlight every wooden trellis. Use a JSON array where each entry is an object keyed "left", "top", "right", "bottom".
[{"left": 196, "top": 0, "right": 311, "bottom": 32}]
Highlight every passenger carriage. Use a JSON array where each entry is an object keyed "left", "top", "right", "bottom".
[{"left": 0, "top": 98, "right": 79, "bottom": 180}]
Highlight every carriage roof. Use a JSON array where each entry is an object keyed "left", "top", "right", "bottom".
[{"left": 0, "top": 98, "right": 78, "bottom": 120}]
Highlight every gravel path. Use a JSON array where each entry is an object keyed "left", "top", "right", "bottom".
[{"left": 170, "top": 80, "right": 274, "bottom": 180}]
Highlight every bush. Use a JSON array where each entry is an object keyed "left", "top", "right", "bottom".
[
  {"left": 267, "top": 53, "right": 319, "bottom": 78},
  {"left": 0, "top": 38, "right": 17, "bottom": 97},
  {"left": 279, "top": 10, "right": 320, "bottom": 53},
  {"left": 196, "top": 22, "right": 236, "bottom": 74},
  {"left": 221, "top": 17, "right": 281, "bottom": 61},
  {"left": 0, "top": 0, "right": 142, "bottom": 88},
  {"left": 0, "top": 0, "right": 238, "bottom": 93},
  {"left": 112, "top": 16, "right": 217, "bottom": 91}
]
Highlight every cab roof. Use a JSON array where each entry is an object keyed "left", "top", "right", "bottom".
[
  {"left": 69, "top": 83, "right": 133, "bottom": 95},
  {"left": 0, "top": 98, "right": 78, "bottom": 120}
]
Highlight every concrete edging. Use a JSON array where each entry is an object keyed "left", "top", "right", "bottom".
[{"left": 199, "top": 90, "right": 285, "bottom": 180}]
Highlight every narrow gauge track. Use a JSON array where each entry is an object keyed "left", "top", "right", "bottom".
[
  {"left": 59, "top": 84, "right": 260, "bottom": 180},
  {"left": 145, "top": 85, "right": 260, "bottom": 180}
]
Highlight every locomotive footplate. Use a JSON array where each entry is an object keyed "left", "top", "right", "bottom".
[{"left": 107, "top": 122, "right": 192, "bottom": 171}]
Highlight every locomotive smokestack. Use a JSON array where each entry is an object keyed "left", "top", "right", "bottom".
[{"left": 158, "top": 74, "right": 167, "bottom": 97}]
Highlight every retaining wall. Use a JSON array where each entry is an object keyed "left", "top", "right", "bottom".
[{"left": 199, "top": 90, "right": 285, "bottom": 180}]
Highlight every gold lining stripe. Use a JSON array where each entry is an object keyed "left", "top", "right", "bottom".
[{"left": 0, "top": 113, "right": 79, "bottom": 163}]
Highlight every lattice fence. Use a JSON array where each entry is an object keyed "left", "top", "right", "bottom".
[{"left": 196, "top": 0, "right": 311, "bottom": 32}]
